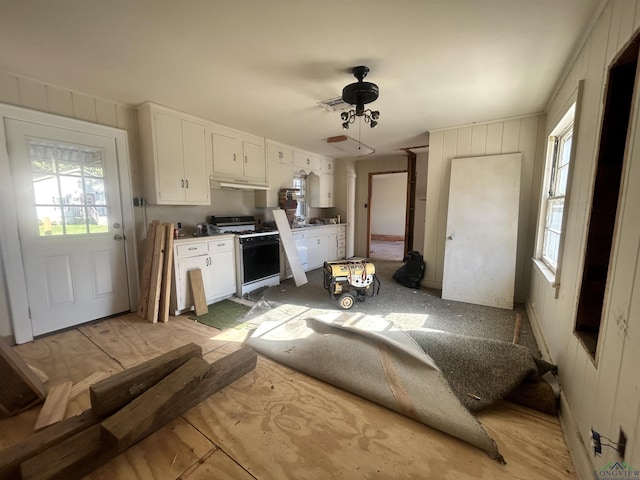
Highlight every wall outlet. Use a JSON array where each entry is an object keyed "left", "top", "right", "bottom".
[
  {"left": 618, "top": 428, "right": 627, "bottom": 459},
  {"left": 591, "top": 429, "right": 602, "bottom": 456}
]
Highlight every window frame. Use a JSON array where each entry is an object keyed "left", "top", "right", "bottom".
[{"left": 534, "top": 80, "right": 583, "bottom": 289}]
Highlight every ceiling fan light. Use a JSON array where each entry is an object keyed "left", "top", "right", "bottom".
[
  {"left": 341, "top": 111, "right": 349, "bottom": 121},
  {"left": 371, "top": 111, "right": 380, "bottom": 120},
  {"left": 342, "top": 122, "right": 350, "bottom": 130},
  {"left": 370, "top": 120, "right": 378, "bottom": 128}
]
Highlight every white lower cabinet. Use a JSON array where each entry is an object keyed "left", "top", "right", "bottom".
[
  {"left": 281, "top": 225, "right": 347, "bottom": 278},
  {"left": 171, "top": 236, "right": 236, "bottom": 315}
]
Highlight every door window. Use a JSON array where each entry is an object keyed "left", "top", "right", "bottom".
[{"left": 27, "top": 139, "right": 109, "bottom": 236}]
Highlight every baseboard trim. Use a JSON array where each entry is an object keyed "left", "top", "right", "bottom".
[
  {"left": 558, "top": 391, "right": 595, "bottom": 480},
  {"left": 525, "top": 299, "right": 594, "bottom": 480},
  {"left": 370, "top": 234, "right": 404, "bottom": 242}
]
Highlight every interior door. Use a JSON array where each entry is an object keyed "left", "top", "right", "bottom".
[
  {"left": 442, "top": 153, "right": 521, "bottom": 309},
  {"left": 6, "top": 119, "right": 130, "bottom": 336}
]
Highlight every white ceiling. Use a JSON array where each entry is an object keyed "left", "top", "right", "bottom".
[{"left": 0, "top": 0, "right": 602, "bottom": 158}]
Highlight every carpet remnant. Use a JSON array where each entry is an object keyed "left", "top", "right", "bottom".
[
  {"left": 191, "top": 300, "right": 251, "bottom": 330},
  {"left": 248, "top": 310, "right": 507, "bottom": 463}
]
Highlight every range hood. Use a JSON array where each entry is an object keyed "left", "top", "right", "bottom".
[{"left": 210, "top": 179, "right": 270, "bottom": 191}]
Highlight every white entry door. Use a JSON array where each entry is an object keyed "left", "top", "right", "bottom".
[
  {"left": 5, "top": 119, "right": 130, "bottom": 336},
  {"left": 442, "top": 153, "right": 521, "bottom": 309}
]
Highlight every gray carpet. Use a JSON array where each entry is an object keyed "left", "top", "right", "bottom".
[{"left": 248, "top": 311, "right": 507, "bottom": 462}]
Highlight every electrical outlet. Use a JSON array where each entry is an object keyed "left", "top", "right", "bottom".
[
  {"left": 618, "top": 428, "right": 627, "bottom": 459},
  {"left": 591, "top": 429, "right": 602, "bottom": 455}
]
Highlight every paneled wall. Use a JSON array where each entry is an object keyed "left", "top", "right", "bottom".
[
  {"left": 527, "top": 1, "right": 640, "bottom": 476},
  {"left": 424, "top": 114, "right": 545, "bottom": 301},
  {"left": 354, "top": 155, "right": 408, "bottom": 257}
]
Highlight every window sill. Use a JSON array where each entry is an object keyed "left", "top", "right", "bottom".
[{"left": 532, "top": 258, "right": 560, "bottom": 289}]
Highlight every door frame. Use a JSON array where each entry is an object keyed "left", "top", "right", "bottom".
[
  {"left": 0, "top": 103, "right": 139, "bottom": 344},
  {"left": 366, "top": 169, "right": 408, "bottom": 258}
]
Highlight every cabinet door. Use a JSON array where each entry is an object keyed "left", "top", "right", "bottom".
[
  {"left": 208, "top": 251, "right": 236, "bottom": 299},
  {"left": 328, "top": 233, "right": 338, "bottom": 261},
  {"left": 267, "top": 141, "right": 293, "bottom": 165},
  {"left": 242, "top": 139, "right": 266, "bottom": 181},
  {"left": 212, "top": 130, "right": 243, "bottom": 177},
  {"left": 309, "top": 172, "right": 334, "bottom": 208},
  {"left": 182, "top": 120, "right": 210, "bottom": 204},
  {"left": 154, "top": 112, "right": 186, "bottom": 203},
  {"left": 307, "top": 235, "right": 329, "bottom": 270},
  {"left": 176, "top": 254, "right": 209, "bottom": 311},
  {"left": 293, "top": 151, "right": 320, "bottom": 172}
]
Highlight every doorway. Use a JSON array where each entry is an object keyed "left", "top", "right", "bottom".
[
  {"left": 574, "top": 37, "right": 639, "bottom": 357},
  {"left": 367, "top": 171, "right": 407, "bottom": 260},
  {"left": 0, "top": 105, "right": 138, "bottom": 343}
]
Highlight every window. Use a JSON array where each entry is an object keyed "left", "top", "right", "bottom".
[
  {"left": 537, "top": 103, "right": 576, "bottom": 277},
  {"left": 293, "top": 173, "right": 307, "bottom": 218},
  {"left": 28, "top": 139, "right": 109, "bottom": 236},
  {"left": 542, "top": 124, "right": 572, "bottom": 271}
]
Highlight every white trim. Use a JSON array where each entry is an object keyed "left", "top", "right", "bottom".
[
  {"left": 532, "top": 257, "right": 559, "bottom": 289},
  {"left": 428, "top": 112, "right": 544, "bottom": 134},
  {"left": 0, "top": 103, "right": 138, "bottom": 343}
]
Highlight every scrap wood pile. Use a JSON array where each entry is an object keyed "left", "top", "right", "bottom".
[
  {"left": 0, "top": 343, "right": 257, "bottom": 480},
  {"left": 138, "top": 220, "right": 175, "bottom": 323}
]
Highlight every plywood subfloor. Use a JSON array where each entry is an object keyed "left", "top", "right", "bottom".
[{"left": 2, "top": 312, "right": 577, "bottom": 479}]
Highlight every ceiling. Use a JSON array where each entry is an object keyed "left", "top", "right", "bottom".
[{"left": 0, "top": 0, "right": 602, "bottom": 159}]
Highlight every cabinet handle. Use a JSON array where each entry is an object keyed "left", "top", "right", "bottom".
[
  {"left": 306, "top": 158, "right": 310, "bottom": 164},
  {"left": 233, "top": 153, "right": 236, "bottom": 162},
  {"left": 181, "top": 179, "right": 185, "bottom": 188},
  {"left": 244, "top": 155, "right": 248, "bottom": 164},
  {"left": 317, "top": 238, "right": 320, "bottom": 245},
  {"left": 188, "top": 247, "right": 197, "bottom": 250},
  {"left": 185, "top": 179, "right": 189, "bottom": 188},
  {"left": 279, "top": 151, "right": 283, "bottom": 159}
]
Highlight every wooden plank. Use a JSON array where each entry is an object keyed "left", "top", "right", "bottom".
[
  {"left": 0, "top": 408, "right": 101, "bottom": 480},
  {"left": 137, "top": 221, "right": 159, "bottom": 320},
  {"left": 512, "top": 314, "right": 522, "bottom": 345},
  {"left": 27, "top": 364, "right": 48, "bottom": 385},
  {"left": 69, "top": 371, "right": 111, "bottom": 400},
  {"left": 33, "top": 381, "right": 73, "bottom": 431},
  {"left": 159, "top": 223, "right": 175, "bottom": 323},
  {"left": 101, "top": 357, "right": 210, "bottom": 447},
  {"left": 273, "top": 209, "right": 307, "bottom": 286},
  {"left": 146, "top": 222, "right": 167, "bottom": 323},
  {"left": 0, "top": 339, "right": 45, "bottom": 416},
  {"left": 90, "top": 343, "right": 202, "bottom": 416},
  {"left": 188, "top": 269, "right": 208, "bottom": 316},
  {"left": 21, "top": 347, "right": 257, "bottom": 480}
]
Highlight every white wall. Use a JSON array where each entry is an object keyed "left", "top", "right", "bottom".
[
  {"left": 371, "top": 172, "right": 407, "bottom": 237},
  {"left": 424, "top": 114, "right": 545, "bottom": 301},
  {"left": 354, "top": 155, "right": 408, "bottom": 257},
  {"left": 527, "top": 1, "right": 640, "bottom": 476}
]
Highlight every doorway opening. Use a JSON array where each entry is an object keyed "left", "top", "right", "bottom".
[
  {"left": 574, "top": 37, "right": 638, "bottom": 358},
  {"left": 367, "top": 171, "right": 408, "bottom": 260}
]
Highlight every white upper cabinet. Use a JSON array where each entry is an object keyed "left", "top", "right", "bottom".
[
  {"left": 309, "top": 171, "right": 334, "bottom": 208},
  {"left": 293, "top": 150, "right": 320, "bottom": 173},
  {"left": 138, "top": 102, "right": 210, "bottom": 205},
  {"left": 320, "top": 157, "right": 334, "bottom": 174},
  {"left": 267, "top": 140, "right": 293, "bottom": 165},
  {"left": 211, "top": 125, "right": 266, "bottom": 184}
]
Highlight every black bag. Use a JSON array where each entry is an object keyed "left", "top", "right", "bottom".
[{"left": 393, "top": 251, "right": 426, "bottom": 288}]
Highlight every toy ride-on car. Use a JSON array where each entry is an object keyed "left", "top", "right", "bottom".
[{"left": 323, "top": 258, "right": 381, "bottom": 309}]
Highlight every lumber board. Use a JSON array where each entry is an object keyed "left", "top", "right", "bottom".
[
  {"left": 27, "top": 364, "right": 48, "bottom": 384},
  {"left": 273, "top": 209, "right": 307, "bottom": 286},
  {"left": 101, "top": 357, "right": 210, "bottom": 447},
  {"left": 188, "top": 269, "right": 208, "bottom": 316},
  {"left": 146, "top": 222, "right": 167, "bottom": 323},
  {"left": 0, "top": 408, "right": 101, "bottom": 480},
  {"left": 137, "top": 221, "right": 159, "bottom": 320},
  {"left": 22, "top": 347, "right": 257, "bottom": 480},
  {"left": 159, "top": 222, "right": 175, "bottom": 323},
  {"left": 512, "top": 313, "right": 522, "bottom": 345},
  {"left": 0, "top": 339, "right": 45, "bottom": 416},
  {"left": 69, "top": 371, "right": 111, "bottom": 400},
  {"left": 90, "top": 343, "right": 202, "bottom": 416},
  {"left": 33, "top": 381, "right": 72, "bottom": 431}
]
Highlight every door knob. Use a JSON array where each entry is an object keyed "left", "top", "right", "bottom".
[{"left": 114, "top": 235, "right": 124, "bottom": 241}]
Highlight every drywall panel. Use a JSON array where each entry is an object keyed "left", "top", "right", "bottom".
[{"left": 72, "top": 92, "right": 97, "bottom": 122}]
